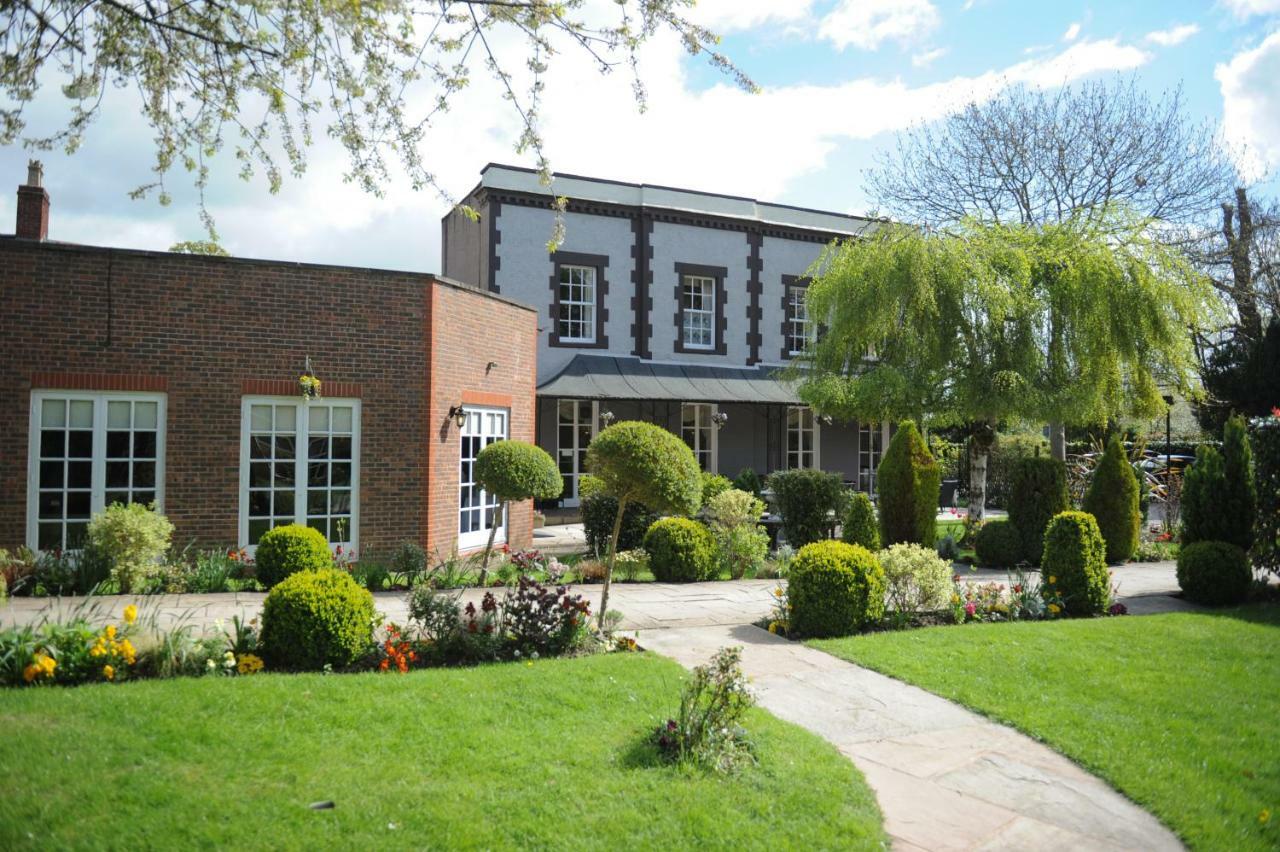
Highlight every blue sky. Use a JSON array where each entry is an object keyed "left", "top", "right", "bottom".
[{"left": 1, "top": 0, "right": 1277, "bottom": 273}]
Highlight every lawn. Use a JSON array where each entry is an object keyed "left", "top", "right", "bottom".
[
  {"left": 0, "top": 652, "right": 883, "bottom": 849},
  {"left": 811, "top": 605, "right": 1280, "bottom": 851}
]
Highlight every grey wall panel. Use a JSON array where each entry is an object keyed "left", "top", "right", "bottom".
[{"left": 650, "top": 222, "right": 750, "bottom": 364}]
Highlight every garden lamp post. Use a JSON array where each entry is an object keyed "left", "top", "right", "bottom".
[{"left": 1162, "top": 394, "right": 1174, "bottom": 480}]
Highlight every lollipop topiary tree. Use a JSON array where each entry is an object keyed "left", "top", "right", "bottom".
[{"left": 474, "top": 440, "right": 563, "bottom": 584}]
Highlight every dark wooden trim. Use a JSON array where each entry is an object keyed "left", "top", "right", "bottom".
[
  {"left": 779, "top": 274, "right": 812, "bottom": 361},
  {"left": 484, "top": 188, "right": 853, "bottom": 245},
  {"left": 487, "top": 198, "right": 502, "bottom": 293},
  {"left": 548, "top": 250, "right": 610, "bottom": 349},
  {"left": 673, "top": 262, "right": 728, "bottom": 356},
  {"left": 746, "top": 230, "right": 762, "bottom": 365},
  {"left": 630, "top": 215, "right": 653, "bottom": 359}
]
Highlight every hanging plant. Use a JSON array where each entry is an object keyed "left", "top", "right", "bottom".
[{"left": 299, "top": 374, "right": 321, "bottom": 399}]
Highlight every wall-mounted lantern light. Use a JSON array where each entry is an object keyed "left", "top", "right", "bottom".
[
  {"left": 711, "top": 411, "right": 729, "bottom": 429},
  {"left": 448, "top": 405, "right": 468, "bottom": 429},
  {"left": 599, "top": 410, "right": 615, "bottom": 428}
]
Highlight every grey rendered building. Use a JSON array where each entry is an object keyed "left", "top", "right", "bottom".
[{"left": 442, "top": 164, "right": 891, "bottom": 508}]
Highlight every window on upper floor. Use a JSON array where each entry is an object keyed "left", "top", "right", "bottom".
[
  {"left": 681, "top": 275, "right": 715, "bottom": 350},
  {"left": 550, "top": 251, "right": 608, "bottom": 348},
  {"left": 557, "top": 265, "right": 597, "bottom": 344},
  {"left": 785, "top": 285, "right": 812, "bottom": 356}
]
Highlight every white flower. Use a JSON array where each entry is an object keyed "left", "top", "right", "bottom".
[{"left": 206, "top": 659, "right": 217, "bottom": 671}]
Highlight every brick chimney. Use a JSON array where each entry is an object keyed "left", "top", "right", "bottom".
[{"left": 16, "top": 160, "right": 49, "bottom": 240}]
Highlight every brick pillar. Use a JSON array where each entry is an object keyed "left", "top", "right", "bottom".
[{"left": 15, "top": 160, "right": 49, "bottom": 241}]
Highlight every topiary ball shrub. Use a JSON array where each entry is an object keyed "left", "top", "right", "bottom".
[
  {"left": 260, "top": 568, "right": 376, "bottom": 670},
  {"left": 1041, "top": 511, "right": 1110, "bottom": 616},
  {"left": 254, "top": 523, "right": 333, "bottom": 588},
  {"left": 644, "top": 517, "right": 719, "bottom": 582},
  {"left": 1007, "top": 454, "right": 1068, "bottom": 565},
  {"left": 765, "top": 468, "right": 847, "bottom": 548},
  {"left": 1082, "top": 436, "right": 1140, "bottom": 563},
  {"left": 1176, "top": 541, "right": 1252, "bottom": 606},
  {"left": 475, "top": 440, "right": 563, "bottom": 505},
  {"left": 973, "top": 520, "right": 1022, "bottom": 568},
  {"left": 787, "top": 540, "right": 886, "bottom": 637},
  {"left": 841, "top": 492, "right": 880, "bottom": 551},
  {"left": 876, "top": 421, "right": 941, "bottom": 548}
]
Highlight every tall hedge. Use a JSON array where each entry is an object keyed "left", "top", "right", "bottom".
[
  {"left": 1253, "top": 412, "right": 1280, "bottom": 576},
  {"left": 1219, "top": 415, "right": 1256, "bottom": 550},
  {"left": 1081, "top": 436, "right": 1140, "bottom": 563},
  {"left": 1041, "top": 511, "right": 1110, "bottom": 616},
  {"left": 766, "top": 468, "right": 847, "bottom": 548},
  {"left": 876, "top": 421, "right": 941, "bottom": 548},
  {"left": 1008, "top": 454, "right": 1069, "bottom": 565}
]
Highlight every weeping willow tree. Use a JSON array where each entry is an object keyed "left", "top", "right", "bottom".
[{"left": 795, "top": 211, "right": 1217, "bottom": 520}]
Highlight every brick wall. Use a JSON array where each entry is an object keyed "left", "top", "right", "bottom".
[
  {"left": 426, "top": 280, "right": 539, "bottom": 555},
  {"left": 0, "top": 238, "right": 537, "bottom": 555}
]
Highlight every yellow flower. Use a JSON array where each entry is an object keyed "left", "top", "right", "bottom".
[
  {"left": 1048, "top": 603, "right": 1061, "bottom": 615},
  {"left": 773, "top": 588, "right": 783, "bottom": 598},
  {"left": 103, "top": 665, "right": 115, "bottom": 681},
  {"left": 1048, "top": 576, "right": 1057, "bottom": 585},
  {"left": 123, "top": 605, "right": 138, "bottom": 624},
  {"left": 767, "top": 622, "right": 778, "bottom": 634},
  {"left": 950, "top": 594, "right": 961, "bottom": 604},
  {"left": 237, "top": 654, "right": 265, "bottom": 675},
  {"left": 1260, "top": 809, "right": 1271, "bottom": 825},
  {"left": 105, "top": 625, "right": 117, "bottom": 640}
]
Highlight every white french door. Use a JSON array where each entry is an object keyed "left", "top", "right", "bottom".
[
  {"left": 458, "top": 406, "right": 509, "bottom": 549},
  {"left": 557, "top": 399, "right": 598, "bottom": 507},
  {"left": 682, "top": 402, "right": 718, "bottom": 473}
]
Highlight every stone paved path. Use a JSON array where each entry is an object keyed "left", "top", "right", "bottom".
[
  {"left": 640, "top": 624, "right": 1183, "bottom": 852},
  {"left": 0, "top": 562, "right": 1193, "bottom": 633}
]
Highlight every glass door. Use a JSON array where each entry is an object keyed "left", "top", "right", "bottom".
[{"left": 459, "top": 406, "right": 509, "bottom": 549}]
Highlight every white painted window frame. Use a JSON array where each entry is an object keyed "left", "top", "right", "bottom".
[
  {"left": 557, "top": 264, "right": 597, "bottom": 344},
  {"left": 681, "top": 274, "right": 716, "bottom": 350},
  {"left": 557, "top": 399, "right": 599, "bottom": 508},
  {"left": 238, "top": 396, "right": 361, "bottom": 552},
  {"left": 785, "top": 405, "right": 820, "bottom": 470},
  {"left": 458, "top": 405, "right": 510, "bottom": 550},
  {"left": 27, "top": 390, "right": 168, "bottom": 553},
  {"left": 786, "top": 285, "right": 813, "bottom": 356},
  {"left": 681, "top": 402, "right": 719, "bottom": 473}
]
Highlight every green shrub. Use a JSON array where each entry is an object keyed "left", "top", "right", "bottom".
[
  {"left": 1041, "top": 511, "right": 1110, "bottom": 616},
  {"left": 1082, "top": 436, "right": 1140, "bottom": 563},
  {"left": 700, "top": 472, "right": 733, "bottom": 508},
  {"left": 765, "top": 468, "right": 847, "bottom": 548},
  {"left": 254, "top": 524, "right": 332, "bottom": 588},
  {"left": 704, "top": 489, "right": 769, "bottom": 579},
  {"left": 259, "top": 568, "right": 375, "bottom": 670},
  {"left": 1008, "top": 454, "right": 1069, "bottom": 565},
  {"left": 787, "top": 540, "right": 886, "bottom": 637},
  {"left": 877, "top": 421, "right": 941, "bottom": 548},
  {"left": 86, "top": 503, "right": 174, "bottom": 593},
  {"left": 973, "top": 520, "right": 1022, "bottom": 568},
  {"left": 1253, "top": 411, "right": 1280, "bottom": 576},
  {"left": 475, "top": 440, "right": 563, "bottom": 505},
  {"left": 841, "top": 492, "right": 880, "bottom": 551},
  {"left": 1176, "top": 540, "right": 1252, "bottom": 606},
  {"left": 1183, "top": 417, "right": 1256, "bottom": 551},
  {"left": 732, "top": 467, "right": 763, "bottom": 498},
  {"left": 581, "top": 491, "right": 656, "bottom": 556},
  {"left": 879, "top": 543, "right": 952, "bottom": 614},
  {"left": 644, "top": 518, "right": 719, "bottom": 583}
]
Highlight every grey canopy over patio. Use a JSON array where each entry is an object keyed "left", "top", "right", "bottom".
[{"left": 535, "top": 354, "right": 803, "bottom": 404}]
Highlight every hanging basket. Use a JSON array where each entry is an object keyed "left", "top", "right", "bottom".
[{"left": 299, "top": 373, "right": 322, "bottom": 400}]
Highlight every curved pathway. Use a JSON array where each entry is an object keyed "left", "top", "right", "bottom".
[{"left": 640, "top": 624, "right": 1183, "bottom": 852}]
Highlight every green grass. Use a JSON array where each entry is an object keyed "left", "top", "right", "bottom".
[
  {"left": 810, "top": 605, "right": 1280, "bottom": 851},
  {"left": 0, "top": 653, "right": 883, "bottom": 849}
]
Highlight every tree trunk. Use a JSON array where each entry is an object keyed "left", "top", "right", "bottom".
[
  {"left": 476, "top": 499, "right": 505, "bottom": 588},
  {"left": 968, "top": 422, "right": 996, "bottom": 522},
  {"left": 1224, "top": 188, "right": 1263, "bottom": 342},
  {"left": 1049, "top": 422, "right": 1066, "bottom": 462},
  {"left": 596, "top": 497, "right": 627, "bottom": 631}
]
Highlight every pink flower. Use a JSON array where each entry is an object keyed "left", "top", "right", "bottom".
[{"left": 964, "top": 602, "right": 976, "bottom": 617}]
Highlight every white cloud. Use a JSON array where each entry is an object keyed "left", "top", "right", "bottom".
[
  {"left": 819, "top": 0, "right": 941, "bottom": 51},
  {"left": 2, "top": 24, "right": 1156, "bottom": 271},
  {"left": 1220, "top": 0, "right": 1280, "bottom": 17},
  {"left": 1216, "top": 30, "right": 1280, "bottom": 181},
  {"left": 685, "top": 0, "right": 815, "bottom": 33},
  {"left": 1145, "top": 24, "right": 1199, "bottom": 46},
  {"left": 1063, "top": 22, "right": 1081, "bottom": 42},
  {"left": 912, "top": 47, "right": 948, "bottom": 68}
]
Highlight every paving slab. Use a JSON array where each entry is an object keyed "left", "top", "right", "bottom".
[{"left": 639, "top": 624, "right": 1182, "bottom": 852}]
